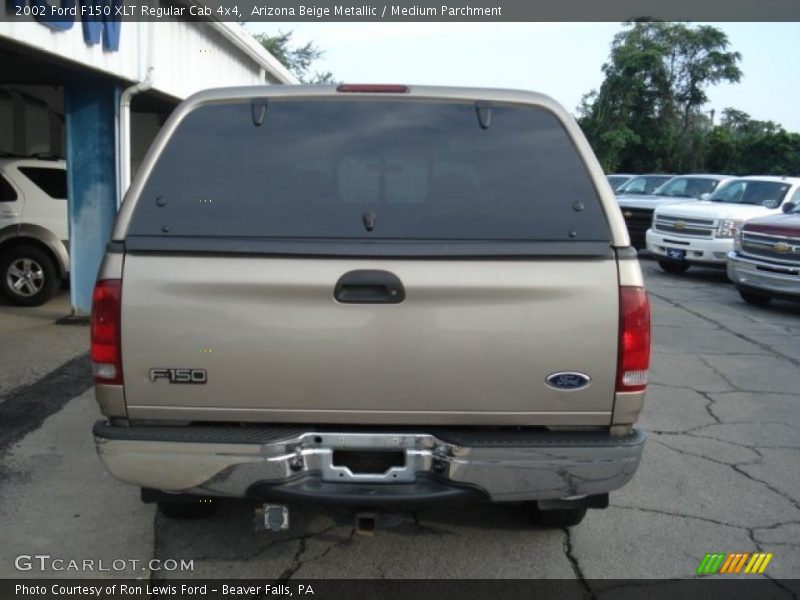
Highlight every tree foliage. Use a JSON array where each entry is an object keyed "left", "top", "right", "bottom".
[
  {"left": 254, "top": 31, "right": 335, "bottom": 84},
  {"left": 706, "top": 109, "right": 800, "bottom": 175},
  {"left": 580, "top": 21, "right": 774, "bottom": 174},
  {"left": 580, "top": 21, "right": 800, "bottom": 175}
]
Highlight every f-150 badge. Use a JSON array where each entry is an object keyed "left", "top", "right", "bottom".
[{"left": 149, "top": 368, "right": 207, "bottom": 384}]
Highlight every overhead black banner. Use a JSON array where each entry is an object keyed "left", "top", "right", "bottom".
[
  {"left": 2, "top": 579, "right": 800, "bottom": 600},
  {"left": 2, "top": 0, "right": 800, "bottom": 22}
]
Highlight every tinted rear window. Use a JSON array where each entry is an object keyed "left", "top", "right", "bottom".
[
  {"left": 0, "top": 174, "right": 16, "bottom": 202},
  {"left": 618, "top": 175, "right": 673, "bottom": 195},
  {"left": 129, "top": 99, "right": 609, "bottom": 247},
  {"left": 19, "top": 167, "right": 67, "bottom": 199}
]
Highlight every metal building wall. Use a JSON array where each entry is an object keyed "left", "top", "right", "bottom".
[
  {"left": 0, "top": 21, "right": 295, "bottom": 99},
  {"left": 1, "top": 15, "right": 296, "bottom": 314}
]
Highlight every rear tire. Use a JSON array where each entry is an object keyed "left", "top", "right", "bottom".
[
  {"left": 658, "top": 260, "right": 690, "bottom": 274},
  {"left": 529, "top": 504, "right": 587, "bottom": 528},
  {"left": 157, "top": 500, "right": 217, "bottom": 519},
  {"left": 0, "top": 244, "right": 61, "bottom": 306},
  {"left": 739, "top": 289, "right": 772, "bottom": 306}
]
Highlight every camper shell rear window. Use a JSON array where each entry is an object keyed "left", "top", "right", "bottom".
[{"left": 127, "top": 98, "right": 610, "bottom": 255}]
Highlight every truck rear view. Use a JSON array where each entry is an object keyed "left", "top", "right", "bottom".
[{"left": 92, "top": 85, "right": 649, "bottom": 528}]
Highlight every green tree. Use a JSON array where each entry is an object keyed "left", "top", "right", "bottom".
[
  {"left": 254, "top": 31, "right": 335, "bottom": 84},
  {"left": 706, "top": 109, "right": 800, "bottom": 175},
  {"left": 579, "top": 21, "right": 742, "bottom": 173}
]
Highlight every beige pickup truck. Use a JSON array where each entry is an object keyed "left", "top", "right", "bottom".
[{"left": 91, "top": 85, "right": 650, "bottom": 529}]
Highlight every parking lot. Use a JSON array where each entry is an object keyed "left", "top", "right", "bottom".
[{"left": 0, "top": 260, "right": 798, "bottom": 585}]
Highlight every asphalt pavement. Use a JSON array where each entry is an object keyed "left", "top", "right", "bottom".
[
  {"left": 0, "top": 291, "right": 87, "bottom": 401},
  {"left": 0, "top": 261, "right": 798, "bottom": 588}
]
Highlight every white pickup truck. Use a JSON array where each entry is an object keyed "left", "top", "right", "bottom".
[
  {"left": 617, "top": 174, "right": 732, "bottom": 249},
  {"left": 646, "top": 176, "right": 800, "bottom": 273}
]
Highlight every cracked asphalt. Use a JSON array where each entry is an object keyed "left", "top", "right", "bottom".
[{"left": 0, "top": 260, "right": 798, "bottom": 584}]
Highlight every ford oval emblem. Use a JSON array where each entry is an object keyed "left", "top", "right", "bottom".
[{"left": 546, "top": 372, "right": 591, "bottom": 390}]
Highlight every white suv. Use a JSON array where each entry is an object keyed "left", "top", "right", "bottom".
[
  {"left": 646, "top": 176, "right": 800, "bottom": 274},
  {"left": 0, "top": 157, "right": 69, "bottom": 306}
]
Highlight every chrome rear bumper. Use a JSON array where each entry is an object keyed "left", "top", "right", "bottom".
[
  {"left": 727, "top": 252, "right": 800, "bottom": 299},
  {"left": 94, "top": 422, "right": 645, "bottom": 503}
]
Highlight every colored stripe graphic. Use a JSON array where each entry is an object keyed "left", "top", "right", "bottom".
[
  {"left": 697, "top": 553, "right": 726, "bottom": 574},
  {"left": 697, "top": 552, "right": 772, "bottom": 575},
  {"left": 696, "top": 554, "right": 712, "bottom": 574},
  {"left": 733, "top": 553, "right": 750, "bottom": 573},
  {"left": 758, "top": 554, "right": 774, "bottom": 573},
  {"left": 720, "top": 553, "right": 737, "bottom": 574},
  {"left": 744, "top": 553, "right": 774, "bottom": 574}
]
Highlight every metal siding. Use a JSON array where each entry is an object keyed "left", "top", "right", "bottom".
[{"left": 0, "top": 21, "right": 293, "bottom": 100}]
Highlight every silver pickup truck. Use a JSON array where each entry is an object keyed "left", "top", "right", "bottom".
[{"left": 91, "top": 85, "right": 650, "bottom": 529}]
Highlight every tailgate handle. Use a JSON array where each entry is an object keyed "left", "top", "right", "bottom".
[{"left": 334, "top": 270, "right": 405, "bottom": 304}]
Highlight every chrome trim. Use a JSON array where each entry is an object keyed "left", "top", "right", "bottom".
[
  {"left": 740, "top": 231, "right": 800, "bottom": 266},
  {"left": 653, "top": 215, "right": 715, "bottom": 238},
  {"left": 95, "top": 428, "right": 645, "bottom": 502},
  {"left": 728, "top": 253, "right": 800, "bottom": 298},
  {"left": 742, "top": 230, "right": 800, "bottom": 243},
  {"left": 730, "top": 252, "right": 800, "bottom": 273}
]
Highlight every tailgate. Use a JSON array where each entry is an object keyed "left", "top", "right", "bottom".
[{"left": 120, "top": 255, "right": 618, "bottom": 425}]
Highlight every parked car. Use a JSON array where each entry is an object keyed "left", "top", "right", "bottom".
[
  {"left": 646, "top": 176, "right": 800, "bottom": 273},
  {"left": 727, "top": 200, "right": 800, "bottom": 305},
  {"left": 618, "top": 174, "right": 732, "bottom": 249},
  {"left": 91, "top": 84, "right": 650, "bottom": 529},
  {"left": 0, "top": 157, "right": 69, "bottom": 306},
  {"left": 615, "top": 173, "right": 675, "bottom": 196},
  {"left": 647, "top": 176, "right": 800, "bottom": 273},
  {"left": 606, "top": 173, "right": 635, "bottom": 191}
]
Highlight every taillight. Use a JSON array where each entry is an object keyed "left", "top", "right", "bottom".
[
  {"left": 91, "top": 279, "right": 123, "bottom": 385},
  {"left": 617, "top": 286, "right": 650, "bottom": 392},
  {"left": 336, "top": 84, "right": 409, "bottom": 93}
]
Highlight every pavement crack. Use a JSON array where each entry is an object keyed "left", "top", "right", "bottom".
[
  {"left": 687, "top": 430, "right": 800, "bottom": 451},
  {"left": 742, "top": 529, "right": 798, "bottom": 599},
  {"left": 697, "top": 355, "right": 742, "bottom": 394},
  {"left": 649, "top": 290, "right": 800, "bottom": 368},
  {"left": 651, "top": 436, "right": 800, "bottom": 513},
  {"left": 649, "top": 436, "right": 759, "bottom": 467},
  {"left": 612, "top": 503, "right": 746, "bottom": 530},
  {"left": 316, "top": 526, "right": 356, "bottom": 562},
  {"left": 731, "top": 463, "right": 800, "bottom": 513},
  {"left": 697, "top": 390, "right": 722, "bottom": 424},
  {"left": 753, "top": 520, "right": 800, "bottom": 531},
  {"left": 647, "top": 381, "right": 737, "bottom": 394},
  {"left": 562, "top": 526, "right": 595, "bottom": 600},
  {"left": 765, "top": 577, "right": 800, "bottom": 600},
  {"left": 231, "top": 524, "right": 338, "bottom": 571},
  {"left": 275, "top": 525, "right": 356, "bottom": 577},
  {"left": 648, "top": 420, "right": 800, "bottom": 444},
  {"left": 277, "top": 538, "right": 307, "bottom": 582}
]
